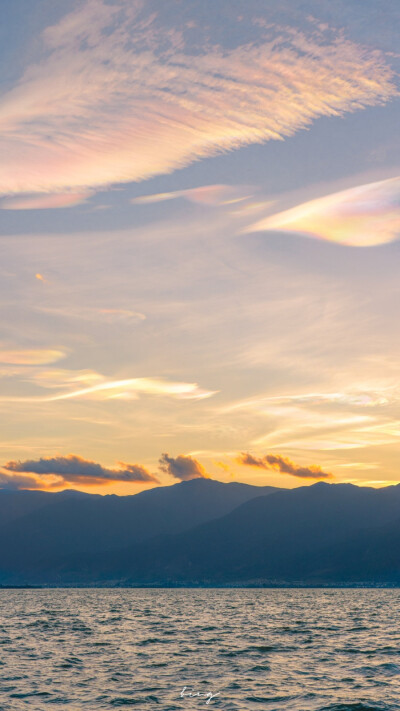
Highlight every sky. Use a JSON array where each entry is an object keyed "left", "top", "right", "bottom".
[{"left": 0, "top": 0, "right": 399, "bottom": 493}]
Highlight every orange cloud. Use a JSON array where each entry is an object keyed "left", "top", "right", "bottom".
[
  {"left": 237, "top": 452, "right": 332, "bottom": 479},
  {"left": 214, "top": 460, "right": 231, "bottom": 473},
  {"left": 0, "top": 2, "right": 395, "bottom": 197},
  {"left": 247, "top": 177, "right": 400, "bottom": 247},
  {"left": 159, "top": 452, "right": 209, "bottom": 481}
]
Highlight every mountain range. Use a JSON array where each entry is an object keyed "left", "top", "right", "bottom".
[{"left": 1, "top": 479, "right": 400, "bottom": 586}]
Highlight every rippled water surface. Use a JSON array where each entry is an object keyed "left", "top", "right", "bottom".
[{"left": 1, "top": 589, "right": 400, "bottom": 710}]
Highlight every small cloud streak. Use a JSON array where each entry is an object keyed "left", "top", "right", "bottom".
[
  {"left": 0, "top": 1, "right": 396, "bottom": 198},
  {"left": 159, "top": 452, "right": 208, "bottom": 481},
  {"left": 237, "top": 452, "right": 333, "bottom": 479},
  {"left": 0, "top": 191, "right": 91, "bottom": 210},
  {"left": 0, "top": 349, "right": 66, "bottom": 366},
  {"left": 247, "top": 177, "right": 400, "bottom": 247},
  {"left": 97, "top": 308, "right": 146, "bottom": 321},
  {"left": 2, "top": 454, "right": 158, "bottom": 488},
  {"left": 35, "top": 305, "right": 146, "bottom": 323},
  {"left": 132, "top": 185, "right": 250, "bottom": 207}
]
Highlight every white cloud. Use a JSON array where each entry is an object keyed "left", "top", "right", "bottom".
[{"left": 0, "top": 373, "right": 217, "bottom": 403}]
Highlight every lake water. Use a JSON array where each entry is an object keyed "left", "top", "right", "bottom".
[{"left": 1, "top": 589, "right": 400, "bottom": 710}]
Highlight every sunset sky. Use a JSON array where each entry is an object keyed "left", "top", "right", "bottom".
[{"left": 1, "top": 0, "right": 400, "bottom": 493}]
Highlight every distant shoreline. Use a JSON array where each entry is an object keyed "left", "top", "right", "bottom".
[
  {"left": 3, "top": 482, "right": 400, "bottom": 587},
  {"left": 1, "top": 583, "right": 400, "bottom": 590}
]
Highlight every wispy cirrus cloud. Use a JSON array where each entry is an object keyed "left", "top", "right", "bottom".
[
  {"left": 237, "top": 451, "right": 332, "bottom": 479},
  {"left": 223, "top": 383, "right": 400, "bottom": 455},
  {"left": 43, "top": 376, "right": 217, "bottom": 402},
  {"left": 159, "top": 452, "right": 208, "bottom": 481},
  {"left": 0, "top": 0, "right": 396, "bottom": 198},
  {"left": 247, "top": 176, "right": 400, "bottom": 246},
  {"left": 0, "top": 373, "right": 217, "bottom": 403},
  {"left": 222, "top": 388, "right": 394, "bottom": 414},
  {"left": 2, "top": 454, "right": 158, "bottom": 489}
]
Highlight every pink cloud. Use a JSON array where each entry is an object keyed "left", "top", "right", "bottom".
[
  {"left": 247, "top": 177, "right": 400, "bottom": 246},
  {"left": 0, "top": 349, "right": 66, "bottom": 366},
  {"left": 0, "top": 191, "right": 91, "bottom": 210},
  {"left": 0, "top": 1, "right": 396, "bottom": 198},
  {"left": 131, "top": 184, "right": 250, "bottom": 206}
]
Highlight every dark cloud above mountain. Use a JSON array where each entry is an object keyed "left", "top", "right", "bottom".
[
  {"left": 0, "top": 471, "right": 44, "bottom": 490},
  {"left": 237, "top": 452, "right": 332, "bottom": 479},
  {"left": 159, "top": 452, "right": 208, "bottom": 481},
  {"left": 3, "top": 455, "right": 159, "bottom": 488}
]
